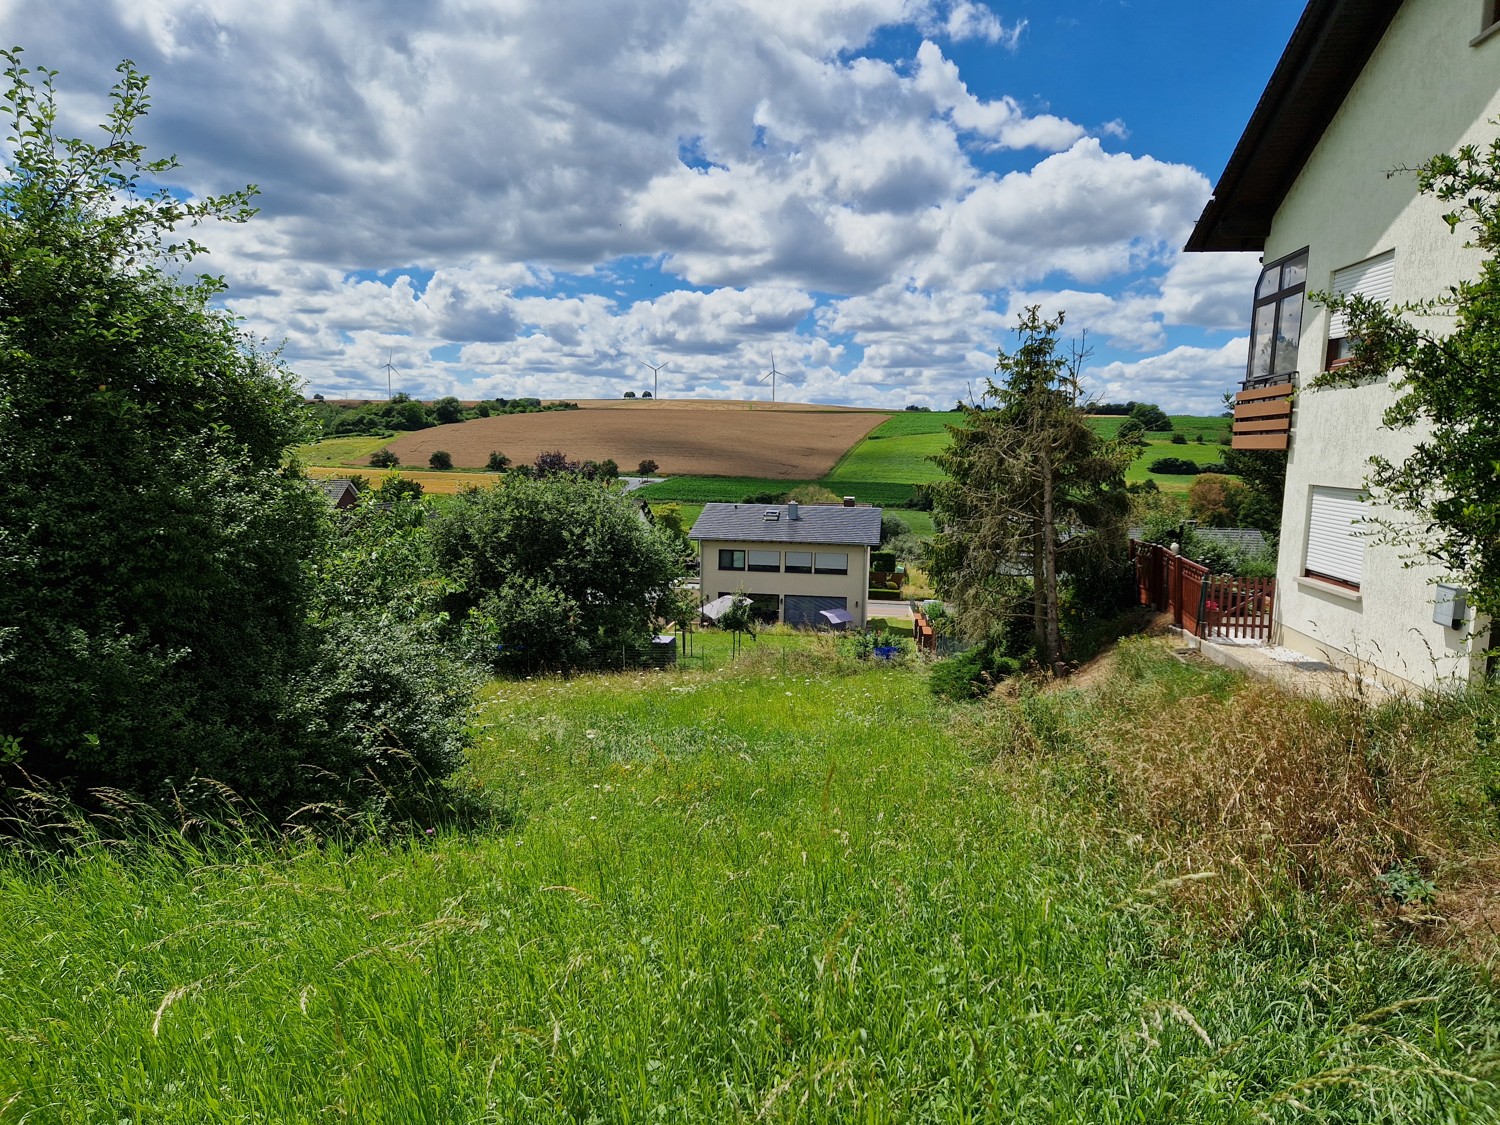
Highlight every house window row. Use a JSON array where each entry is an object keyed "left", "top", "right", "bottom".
[
  {"left": 1244, "top": 246, "right": 1399, "bottom": 386},
  {"left": 717, "top": 548, "right": 848, "bottom": 575}
]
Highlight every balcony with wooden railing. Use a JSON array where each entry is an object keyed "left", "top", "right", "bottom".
[{"left": 1231, "top": 378, "right": 1294, "bottom": 450}]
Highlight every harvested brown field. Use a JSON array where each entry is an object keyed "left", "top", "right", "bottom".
[{"left": 377, "top": 400, "right": 892, "bottom": 478}]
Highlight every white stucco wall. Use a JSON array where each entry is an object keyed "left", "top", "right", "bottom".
[
  {"left": 699, "top": 539, "right": 873, "bottom": 626},
  {"left": 1261, "top": 1, "right": 1499, "bottom": 688}
]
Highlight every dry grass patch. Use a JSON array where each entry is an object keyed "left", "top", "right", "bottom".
[{"left": 987, "top": 637, "right": 1500, "bottom": 948}]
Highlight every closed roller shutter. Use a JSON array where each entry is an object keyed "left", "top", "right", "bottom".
[
  {"left": 785, "top": 595, "right": 847, "bottom": 627},
  {"left": 1305, "top": 486, "right": 1368, "bottom": 587},
  {"left": 1328, "top": 250, "right": 1395, "bottom": 339}
]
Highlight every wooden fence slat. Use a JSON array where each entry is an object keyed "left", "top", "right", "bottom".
[{"left": 1235, "top": 381, "right": 1295, "bottom": 403}]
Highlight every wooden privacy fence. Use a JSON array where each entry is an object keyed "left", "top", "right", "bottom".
[{"left": 1130, "top": 540, "right": 1275, "bottom": 642}]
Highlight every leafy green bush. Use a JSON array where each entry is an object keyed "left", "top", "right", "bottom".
[
  {"left": 428, "top": 450, "right": 453, "bottom": 470},
  {"left": 1147, "top": 456, "right": 1201, "bottom": 475},
  {"left": 370, "top": 447, "right": 400, "bottom": 468},
  {"left": 431, "top": 474, "right": 684, "bottom": 673},
  {"left": 879, "top": 514, "right": 910, "bottom": 544},
  {"left": 928, "top": 649, "right": 1021, "bottom": 700},
  {"left": 870, "top": 550, "right": 897, "bottom": 572},
  {"left": 486, "top": 450, "right": 510, "bottom": 472}
]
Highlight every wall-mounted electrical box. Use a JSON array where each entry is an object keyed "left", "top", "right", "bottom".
[{"left": 1433, "top": 583, "right": 1467, "bottom": 629}]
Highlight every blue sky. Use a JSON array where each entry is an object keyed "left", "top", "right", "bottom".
[{"left": 4, "top": 0, "right": 1308, "bottom": 412}]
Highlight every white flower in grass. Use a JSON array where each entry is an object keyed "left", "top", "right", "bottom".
[{"left": 585, "top": 729, "right": 599, "bottom": 739}]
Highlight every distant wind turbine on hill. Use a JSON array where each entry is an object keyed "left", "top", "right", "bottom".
[
  {"left": 381, "top": 353, "right": 399, "bottom": 400},
  {"left": 640, "top": 359, "right": 668, "bottom": 399},
  {"left": 760, "top": 355, "right": 781, "bottom": 403}
]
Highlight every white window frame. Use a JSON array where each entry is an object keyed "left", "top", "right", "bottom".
[{"left": 1304, "top": 486, "right": 1368, "bottom": 589}]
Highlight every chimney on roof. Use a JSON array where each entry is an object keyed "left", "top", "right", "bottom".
[
  {"left": 843, "top": 496, "right": 855, "bottom": 507},
  {"left": 788, "top": 501, "right": 799, "bottom": 520}
]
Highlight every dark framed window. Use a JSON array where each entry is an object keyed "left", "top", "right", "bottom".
[
  {"left": 785, "top": 551, "right": 813, "bottom": 574},
  {"left": 813, "top": 551, "right": 848, "bottom": 575},
  {"left": 718, "top": 549, "right": 745, "bottom": 571},
  {"left": 747, "top": 549, "right": 780, "bottom": 572},
  {"left": 1246, "top": 247, "right": 1308, "bottom": 386}
]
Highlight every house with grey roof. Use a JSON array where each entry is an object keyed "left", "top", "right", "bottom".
[
  {"left": 315, "top": 478, "right": 360, "bottom": 510},
  {"left": 688, "top": 500, "right": 883, "bottom": 627}
]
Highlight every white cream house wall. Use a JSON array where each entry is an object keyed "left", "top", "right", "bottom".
[
  {"left": 699, "top": 539, "right": 873, "bottom": 627},
  {"left": 1263, "top": 1, "right": 1498, "bottom": 688}
]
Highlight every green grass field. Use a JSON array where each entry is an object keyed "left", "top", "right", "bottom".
[
  {"left": 294, "top": 434, "right": 393, "bottom": 466},
  {"left": 824, "top": 413, "right": 960, "bottom": 486},
  {"left": 2, "top": 639, "right": 1494, "bottom": 1121}
]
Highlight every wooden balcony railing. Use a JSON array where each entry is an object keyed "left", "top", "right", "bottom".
[{"left": 1232, "top": 379, "right": 1294, "bottom": 450}]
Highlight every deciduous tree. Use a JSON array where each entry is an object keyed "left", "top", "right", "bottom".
[
  {"left": 0, "top": 54, "right": 470, "bottom": 817},
  {"left": 430, "top": 475, "right": 684, "bottom": 672}
]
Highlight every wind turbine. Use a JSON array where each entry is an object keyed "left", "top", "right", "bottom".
[
  {"left": 381, "top": 353, "right": 399, "bottom": 400},
  {"left": 760, "top": 354, "right": 781, "bottom": 404},
  {"left": 640, "top": 359, "right": 668, "bottom": 400}
]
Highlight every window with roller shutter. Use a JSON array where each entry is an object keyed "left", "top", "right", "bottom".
[
  {"left": 1304, "top": 486, "right": 1369, "bottom": 589},
  {"left": 1326, "top": 250, "right": 1394, "bottom": 367}
]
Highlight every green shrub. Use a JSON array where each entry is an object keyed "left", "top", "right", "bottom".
[
  {"left": 370, "top": 447, "right": 400, "bottom": 468},
  {"left": 929, "top": 649, "right": 1020, "bottom": 700},
  {"left": 1147, "top": 456, "right": 1201, "bottom": 475},
  {"left": 428, "top": 450, "right": 453, "bottom": 470},
  {"left": 431, "top": 474, "right": 684, "bottom": 673},
  {"left": 1170, "top": 432, "right": 1187, "bottom": 444},
  {"left": 870, "top": 550, "right": 897, "bottom": 572},
  {"left": 485, "top": 451, "right": 510, "bottom": 472}
]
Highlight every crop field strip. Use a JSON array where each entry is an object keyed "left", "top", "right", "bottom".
[
  {"left": 297, "top": 404, "right": 1236, "bottom": 502},
  {"left": 378, "top": 401, "right": 892, "bottom": 480}
]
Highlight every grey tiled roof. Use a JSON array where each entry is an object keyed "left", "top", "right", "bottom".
[
  {"left": 689, "top": 503, "right": 882, "bottom": 546},
  {"left": 1197, "top": 528, "right": 1268, "bottom": 552}
]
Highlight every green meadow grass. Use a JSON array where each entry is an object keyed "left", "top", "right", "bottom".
[
  {"left": 295, "top": 433, "right": 393, "bottom": 466},
  {"left": 1087, "top": 414, "right": 1232, "bottom": 443},
  {"left": 825, "top": 414, "right": 958, "bottom": 487},
  {"left": 2, "top": 644, "right": 1497, "bottom": 1122}
]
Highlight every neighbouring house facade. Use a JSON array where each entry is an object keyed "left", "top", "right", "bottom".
[
  {"left": 689, "top": 501, "right": 882, "bottom": 628},
  {"left": 1188, "top": 0, "right": 1499, "bottom": 689}
]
